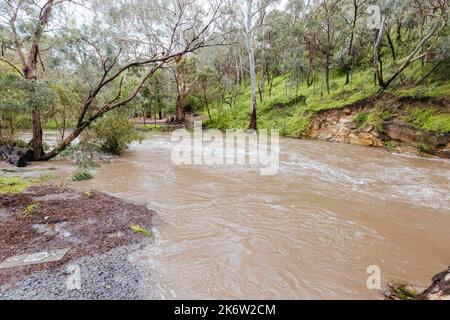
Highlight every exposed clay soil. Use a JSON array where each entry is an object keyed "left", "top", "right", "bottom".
[
  {"left": 0, "top": 185, "right": 154, "bottom": 285},
  {"left": 306, "top": 95, "right": 450, "bottom": 158}
]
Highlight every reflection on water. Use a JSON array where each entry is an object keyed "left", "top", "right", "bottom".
[{"left": 7, "top": 132, "right": 450, "bottom": 299}]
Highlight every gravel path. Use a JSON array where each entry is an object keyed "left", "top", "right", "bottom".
[{"left": 0, "top": 242, "right": 159, "bottom": 300}]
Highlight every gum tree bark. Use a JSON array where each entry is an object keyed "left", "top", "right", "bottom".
[{"left": 7, "top": 0, "right": 56, "bottom": 160}]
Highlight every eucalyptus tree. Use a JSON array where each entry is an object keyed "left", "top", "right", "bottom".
[
  {"left": 339, "top": 0, "right": 369, "bottom": 85},
  {"left": 228, "top": 0, "right": 278, "bottom": 130},
  {"left": 302, "top": 0, "right": 339, "bottom": 95},
  {"left": 2, "top": 0, "right": 224, "bottom": 161},
  {"left": 373, "top": 0, "right": 448, "bottom": 90},
  {"left": 0, "top": 0, "right": 73, "bottom": 159}
]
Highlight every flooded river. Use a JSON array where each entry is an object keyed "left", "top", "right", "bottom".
[{"left": 7, "top": 132, "right": 450, "bottom": 299}]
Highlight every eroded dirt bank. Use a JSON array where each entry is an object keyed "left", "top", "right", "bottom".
[
  {"left": 0, "top": 185, "right": 156, "bottom": 299},
  {"left": 306, "top": 95, "right": 450, "bottom": 158}
]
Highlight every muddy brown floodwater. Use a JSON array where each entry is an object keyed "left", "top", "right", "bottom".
[{"left": 11, "top": 132, "right": 450, "bottom": 299}]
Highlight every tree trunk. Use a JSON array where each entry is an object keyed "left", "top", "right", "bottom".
[
  {"left": 175, "top": 90, "right": 186, "bottom": 122},
  {"left": 26, "top": 76, "right": 44, "bottom": 160},
  {"left": 386, "top": 32, "right": 396, "bottom": 62},
  {"left": 175, "top": 61, "right": 187, "bottom": 123},
  {"left": 396, "top": 19, "right": 402, "bottom": 44},
  {"left": 245, "top": 0, "right": 257, "bottom": 130},
  {"left": 325, "top": 54, "right": 330, "bottom": 95},
  {"left": 345, "top": 68, "right": 350, "bottom": 85},
  {"left": 345, "top": 0, "right": 358, "bottom": 86},
  {"left": 31, "top": 108, "right": 44, "bottom": 159}
]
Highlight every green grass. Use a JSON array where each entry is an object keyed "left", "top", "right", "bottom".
[
  {"left": 203, "top": 51, "right": 449, "bottom": 137},
  {"left": 402, "top": 107, "right": 450, "bottom": 134},
  {"left": 130, "top": 225, "right": 152, "bottom": 238},
  {"left": 23, "top": 203, "right": 40, "bottom": 217},
  {"left": 136, "top": 124, "right": 173, "bottom": 132},
  {"left": 0, "top": 176, "right": 29, "bottom": 194},
  {"left": 205, "top": 70, "right": 379, "bottom": 136}
]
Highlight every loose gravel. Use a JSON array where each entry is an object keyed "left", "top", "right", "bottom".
[{"left": 0, "top": 242, "right": 159, "bottom": 300}]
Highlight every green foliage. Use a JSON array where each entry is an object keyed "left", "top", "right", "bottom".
[
  {"left": 402, "top": 107, "right": 450, "bottom": 134},
  {"left": 385, "top": 281, "right": 418, "bottom": 300},
  {"left": 366, "top": 108, "right": 393, "bottom": 133},
  {"left": 384, "top": 141, "right": 398, "bottom": 151},
  {"left": 71, "top": 169, "right": 94, "bottom": 182},
  {"left": 0, "top": 177, "right": 29, "bottom": 194},
  {"left": 354, "top": 112, "right": 369, "bottom": 128},
  {"left": 130, "top": 225, "right": 152, "bottom": 238},
  {"left": 83, "top": 114, "right": 143, "bottom": 155},
  {"left": 137, "top": 125, "right": 173, "bottom": 132},
  {"left": 23, "top": 203, "right": 40, "bottom": 217}
]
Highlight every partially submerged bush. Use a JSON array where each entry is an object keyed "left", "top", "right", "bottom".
[
  {"left": 83, "top": 114, "right": 143, "bottom": 156},
  {"left": 59, "top": 143, "right": 102, "bottom": 168},
  {"left": 71, "top": 169, "right": 94, "bottom": 182}
]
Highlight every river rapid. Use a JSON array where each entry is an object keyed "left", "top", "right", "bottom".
[{"left": 8, "top": 132, "right": 450, "bottom": 299}]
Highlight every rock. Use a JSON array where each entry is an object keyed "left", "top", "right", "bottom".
[
  {"left": 33, "top": 222, "right": 71, "bottom": 238},
  {"left": 357, "top": 138, "right": 374, "bottom": 146},
  {"left": 363, "top": 125, "right": 375, "bottom": 133},
  {"left": 384, "top": 121, "right": 419, "bottom": 142}
]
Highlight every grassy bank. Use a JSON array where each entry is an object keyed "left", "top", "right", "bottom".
[{"left": 204, "top": 67, "right": 450, "bottom": 139}]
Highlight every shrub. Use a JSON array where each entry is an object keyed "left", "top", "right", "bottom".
[
  {"left": 83, "top": 114, "right": 143, "bottom": 155},
  {"left": 71, "top": 169, "right": 94, "bottom": 182}
]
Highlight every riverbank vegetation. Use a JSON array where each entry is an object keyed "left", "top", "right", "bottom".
[{"left": 0, "top": 0, "right": 448, "bottom": 164}]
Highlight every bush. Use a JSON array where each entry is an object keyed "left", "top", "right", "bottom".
[
  {"left": 82, "top": 114, "right": 143, "bottom": 155},
  {"left": 71, "top": 169, "right": 94, "bottom": 182}
]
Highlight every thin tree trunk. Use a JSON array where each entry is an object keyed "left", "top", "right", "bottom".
[
  {"left": 415, "top": 60, "right": 443, "bottom": 87},
  {"left": 245, "top": 0, "right": 257, "bottom": 130},
  {"left": 325, "top": 54, "right": 330, "bottom": 94},
  {"left": 345, "top": 0, "right": 358, "bottom": 85},
  {"left": 386, "top": 32, "right": 396, "bottom": 62}
]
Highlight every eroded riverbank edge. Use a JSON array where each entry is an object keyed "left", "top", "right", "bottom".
[
  {"left": 0, "top": 185, "right": 158, "bottom": 300},
  {"left": 306, "top": 95, "right": 450, "bottom": 159}
]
